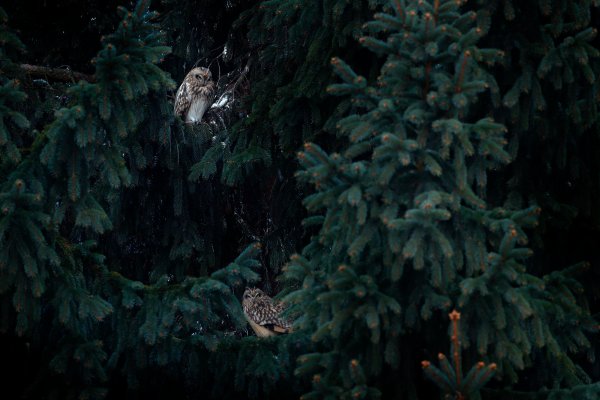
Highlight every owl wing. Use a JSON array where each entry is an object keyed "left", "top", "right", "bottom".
[
  {"left": 253, "top": 297, "right": 292, "bottom": 333},
  {"left": 174, "top": 81, "right": 191, "bottom": 117}
]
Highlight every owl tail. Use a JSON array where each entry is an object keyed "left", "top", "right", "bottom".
[{"left": 273, "top": 325, "right": 292, "bottom": 334}]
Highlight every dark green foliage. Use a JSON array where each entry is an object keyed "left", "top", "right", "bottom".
[
  {"left": 0, "top": 8, "right": 28, "bottom": 165},
  {"left": 240, "top": 0, "right": 384, "bottom": 150},
  {"left": 0, "top": 1, "right": 303, "bottom": 398},
  {"left": 40, "top": 2, "right": 174, "bottom": 210},
  {"left": 473, "top": 0, "right": 600, "bottom": 267},
  {"left": 1, "top": 0, "right": 600, "bottom": 399},
  {"left": 0, "top": 80, "right": 29, "bottom": 164},
  {"left": 284, "top": 0, "right": 599, "bottom": 398},
  {"left": 207, "top": 0, "right": 387, "bottom": 182}
]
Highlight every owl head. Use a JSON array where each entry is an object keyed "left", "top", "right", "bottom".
[
  {"left": 188, "top": 67, "right": 212, "bottom": 84},
  {"left": 243, "top": 287, "right": 265, "bottom": 302}
]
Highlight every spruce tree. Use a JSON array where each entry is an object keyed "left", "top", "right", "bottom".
[{"left": 286, "top": 1, "right": 599, "bottom": 398}]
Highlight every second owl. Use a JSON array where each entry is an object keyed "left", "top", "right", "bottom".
[{"left": 242, "top": 287, "right": 292, "bottom": 338}]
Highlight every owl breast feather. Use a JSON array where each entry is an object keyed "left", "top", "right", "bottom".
[{"left": 186, "top": 97, "right": 210, "bottom": 123}]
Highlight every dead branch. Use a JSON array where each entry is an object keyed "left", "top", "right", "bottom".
[
  {"left": 211, "top": 59, "right": 251, "bottom": 110},
  {"left": 18, "top": 64, "right": 96, "bottom": 83},
  {"left": 222, "top": 59, "right": 251, "bottom": 98}
]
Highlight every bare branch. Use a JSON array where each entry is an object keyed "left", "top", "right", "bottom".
[
  {"left": 222, "top": 59, "right": 251, "bottom": 98},
  {"left": 18, "top": 64, "right": 96, "bottom": 83},
  {"left": 210, "top": 59, "right": 251, "bottom": 110}
]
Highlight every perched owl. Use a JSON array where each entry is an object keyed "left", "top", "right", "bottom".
[
  {"left": 174, "top": 67, "right": 215, "bottom": 123},
  {"left": 242, "top": 288, "right": 292, "bottom": 337}
]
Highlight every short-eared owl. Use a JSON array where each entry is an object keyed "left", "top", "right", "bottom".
[
  {"left": 242, "top": 288, "right": 292, "bottom": 337},
  {"left": 174, "top": 67, "right": 215, "bottom": 123}
]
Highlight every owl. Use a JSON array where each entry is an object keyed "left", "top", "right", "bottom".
[
  {"left": 174, "top": 67, "right": 215, "bottom": 123},
  {"left": 242, "top": 287, "right": 292, "bottom": 337}
]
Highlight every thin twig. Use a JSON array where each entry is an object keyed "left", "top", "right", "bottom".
[{"left": 211, "top": 58, "right": 251, "bottom": 109}]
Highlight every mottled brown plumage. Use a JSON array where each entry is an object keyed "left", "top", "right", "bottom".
[
  {"left": 242, "top": 288, "right": 292, "bottom": 337},
  {"left": 174, "top": 67, "right": 215, "bottom": 123}
]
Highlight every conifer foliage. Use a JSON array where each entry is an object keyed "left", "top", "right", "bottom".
[
  {"left": 0, "top": 1, "right": 282, "bottom": 398},
  {"left": 1, "top": 0, "right": 600, "bottom": 399},
  {"left": 421, "top": 310, "right": 497, "bottom": 400},
  {"left": 286, "top": 0, "right": 598, "bottom": 398},
  {"left": 0, "top": 8, "right": 28, "bottom": 165}
]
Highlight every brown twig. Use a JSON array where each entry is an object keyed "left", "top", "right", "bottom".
[
  {"left": 449, "top": 310, "right": 462, "bottom": 387},
  {"left": 18, "top": 63, "right": 96, "bottom": 83}
]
